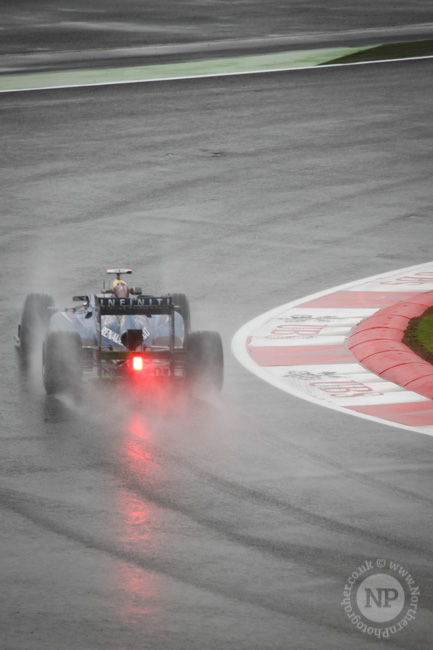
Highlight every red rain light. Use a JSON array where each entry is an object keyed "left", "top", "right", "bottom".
[{"left": 132, "top": 356, "right": 143, "bottom": 371}]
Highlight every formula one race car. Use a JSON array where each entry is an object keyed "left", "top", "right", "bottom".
[{"left": 18, "top": 269, "right": 223, "bottom": 396}]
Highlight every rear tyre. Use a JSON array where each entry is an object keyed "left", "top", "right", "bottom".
[
  {"left": 43, "top": 331, "right": 82, "bottom": 396},
  {"left": 186, "top": 331, "right": 224, "bottom": 394},
  {"left": 20, "top": 293, "right": 55, "bottom": 358},
  {"left": 171, "top": 293, "right": 191, "bottom": 334}
]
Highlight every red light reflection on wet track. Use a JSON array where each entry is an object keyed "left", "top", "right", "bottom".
[{"left": 111, "top": 414, "right": 160, "bottom": 624}]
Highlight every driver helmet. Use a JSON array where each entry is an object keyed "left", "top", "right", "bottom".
[{"left": 111, "top": 279, "right": 129, "bottom": 298}]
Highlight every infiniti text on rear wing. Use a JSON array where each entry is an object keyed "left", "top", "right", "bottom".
[{"left": 97, "top": 296, "right": 173, "bottom": 316}]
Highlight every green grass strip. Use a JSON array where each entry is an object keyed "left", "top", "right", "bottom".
[
  {"left": 403, "top": 307, "right": 433, "bottom": 365},
  {"left": 324, "top": 39, "right": 433, "bottom": 65},
  {"left": 0, "top": 46, "right": 370, "bottom": 92}
]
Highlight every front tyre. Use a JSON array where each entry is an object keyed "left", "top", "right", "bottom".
[
  {"left": 20, "top": 293, "right": 55, "bottom": 358},
  {"left": 43, "top": 331, "right": 82, "bottom": 396}
]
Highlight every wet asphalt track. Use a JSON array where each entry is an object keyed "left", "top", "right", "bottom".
[
  {"left": 2, "top": 0, "right": 433, "bottom": 55},
  {"left": 1, "top": 11, "right": 433, "bottom": 650}
]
